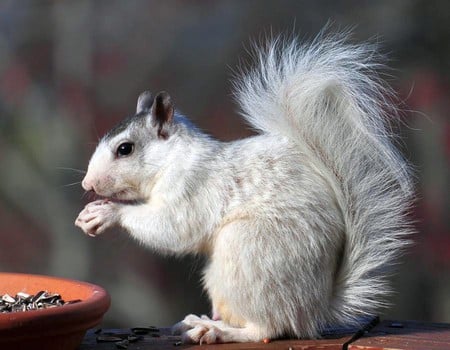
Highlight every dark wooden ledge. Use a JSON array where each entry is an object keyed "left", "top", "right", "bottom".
[{"left": 79, "top": 318, "right": 450, "bottom": 350}]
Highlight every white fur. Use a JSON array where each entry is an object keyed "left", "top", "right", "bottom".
[{"left": 75, "top": 32, "right": 414, "bottom": 343}]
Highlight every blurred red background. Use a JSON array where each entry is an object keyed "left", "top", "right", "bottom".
[{"left": 0, "top": 1, "right": 448, "bottom": 327}]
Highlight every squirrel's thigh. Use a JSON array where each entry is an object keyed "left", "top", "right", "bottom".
[
  {"left": 204, "top": 220, "right": 253, "bottom": 327},
  {"left": 203, "top": 219, "right": 294, "bottom": 334}
]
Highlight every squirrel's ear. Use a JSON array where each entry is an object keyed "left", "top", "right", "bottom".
[
  {"left": 136, "top": 91, "right": 154, "bottom": 114},
  {"left": 151, "top": 91, "right": 174, "bottom": 139}
]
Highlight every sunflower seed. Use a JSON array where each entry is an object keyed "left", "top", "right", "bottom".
[
  {"left": 16, "top": 292, "right": 30, "bottom": 300},
  {"left": 96, "top": 335, "right": 123, "bottom": 342},
  {"left": 115, "top": 339, "right": 129, "bottom": 349},
  {"left": 131, "top": 327, "right": 154, "bottom": 335},
  {"left": 0, "top": 291, "right": 76, "bottom": 313},
  {"left": 127, "top": 335, "right": 140, "bottom": 343},
  {"left": 2, "top": 294, "right": 15, "bottom": 303}
]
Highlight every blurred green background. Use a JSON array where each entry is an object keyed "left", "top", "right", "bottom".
[{"left": 0, "top": 1, "right": 448, "bottom": 328}]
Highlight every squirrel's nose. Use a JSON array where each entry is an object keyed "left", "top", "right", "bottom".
[{"left": 81, "top": 176, "right": 94, "bottom": 192}]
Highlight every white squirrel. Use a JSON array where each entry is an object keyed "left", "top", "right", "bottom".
[{"left": 75, "top": 33, "right": 414, "bottom": 343}]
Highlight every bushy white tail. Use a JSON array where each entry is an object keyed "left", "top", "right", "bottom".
[{"left": 233, "top": 32, "right": 414, "bottom": 327}]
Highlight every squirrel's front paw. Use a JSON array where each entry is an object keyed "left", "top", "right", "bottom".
[{"left": 75, "top": 200, "right": 119, "bottom": 237}]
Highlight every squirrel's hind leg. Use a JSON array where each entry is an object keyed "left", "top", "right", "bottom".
[{"left": 172, "top": 314, "right": 268, "bottom": 344}]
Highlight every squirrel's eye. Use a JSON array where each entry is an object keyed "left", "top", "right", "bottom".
[{"left": 116, "top": 142, "right": 134, "bottom": 157}]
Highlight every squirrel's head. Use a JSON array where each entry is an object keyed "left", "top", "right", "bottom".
[{"left": 81, "top": 91, "right": 176, "bottom": 201}]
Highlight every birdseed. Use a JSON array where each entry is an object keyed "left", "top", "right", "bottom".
[{"left": 0, "top": 291, "right": 81, "bottom": 313}]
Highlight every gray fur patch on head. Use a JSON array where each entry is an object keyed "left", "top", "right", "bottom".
[
  {"left": 103, "top": 113, "right": 148, "bottom": 141},
  {"left": 104, "top": 91, "right": 176, "bottom": 142}
]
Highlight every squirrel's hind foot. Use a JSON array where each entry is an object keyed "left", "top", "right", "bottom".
[{"left": 172, "top": 314, "right": 268, "bottom": 344}]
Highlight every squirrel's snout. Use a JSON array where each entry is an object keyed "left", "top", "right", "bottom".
[
  {"left": 81, "top": 173, "right": 111, "bottom": 196},
  {"left": 81, "top": 176, "right": 95, "bottom": 192}
]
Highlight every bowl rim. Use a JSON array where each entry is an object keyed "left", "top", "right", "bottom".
[{"left": 0, "top": 272, "right": 110, "bottom": 337}]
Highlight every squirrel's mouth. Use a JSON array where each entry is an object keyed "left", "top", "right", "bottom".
[
  {"left": 86, "top": 190, "right": 142, "bottom": 205},
  {"left": 107, "top": 197, "right": 139, "bottom": 205}
]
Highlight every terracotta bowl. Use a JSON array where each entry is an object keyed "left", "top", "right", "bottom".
[{"left": 0, "top": 272, "right": 110, "bottom": 350}]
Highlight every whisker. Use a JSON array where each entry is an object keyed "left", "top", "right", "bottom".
[
  {"left": 61, "top": 181, "right": 82, "bottom": 188},
  {"left": 56, "top": 167, "right": 86, "bottom": 174}
]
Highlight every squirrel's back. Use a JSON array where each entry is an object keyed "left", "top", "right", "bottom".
[{"left": 233, "top": 32, "right": 415, "bottom": 329}]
